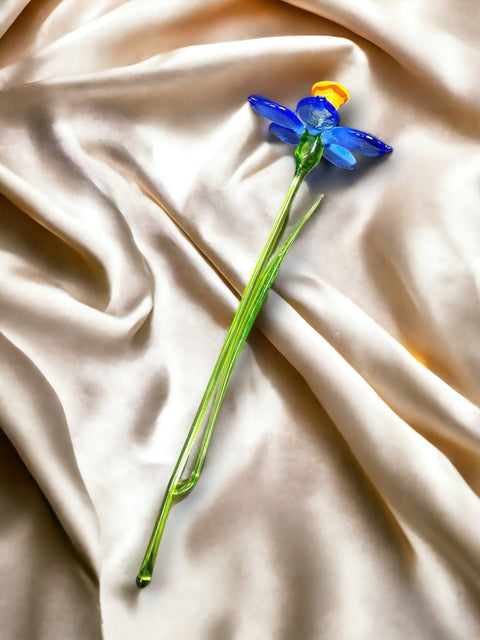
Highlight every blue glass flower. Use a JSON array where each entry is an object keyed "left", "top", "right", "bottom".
[
  {"left": 135, "top": 81, "right": 395, "bottom": 590},
  {"left": 248, "top": 81, "right": 392, "bottom": 170}
]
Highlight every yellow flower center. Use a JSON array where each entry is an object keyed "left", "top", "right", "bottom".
[{"left": 311, "top": 81, "right": 350, "bottom": 109}]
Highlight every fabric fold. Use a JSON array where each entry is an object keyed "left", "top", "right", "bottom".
[{"left": 0, "top": 331, "right": 101, "bottom": 577}]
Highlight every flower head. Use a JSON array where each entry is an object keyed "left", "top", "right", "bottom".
[{"left": 248, "top": 81, "right": 392, "bottom": 170}]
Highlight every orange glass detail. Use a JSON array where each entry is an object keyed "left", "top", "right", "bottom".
[{"left": 311, "top": 81, "right": 350, "bottom": 109}]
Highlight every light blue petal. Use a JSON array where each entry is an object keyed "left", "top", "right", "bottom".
[
  {"left": 269, "top": 123, "right": 301, "bottom": 144},
  {"left": 323, "top": 144, "right": 356, "bottom": 170},
  {"left": 248, "top": 95, "right": 304, "bottom": 133},
  {"left": 322, "top": 127, "right": 393, "bottom": 156},
  {"left": 296, "top": 96, "right": 339, "bottom": 133}
]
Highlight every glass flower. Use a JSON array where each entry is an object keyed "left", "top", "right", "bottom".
[
  {"left": 248, "top": 81, "right": 392, "bottom": 170},
  {"left": 136, "top": 81, "right": 393, "bottom": 589}
]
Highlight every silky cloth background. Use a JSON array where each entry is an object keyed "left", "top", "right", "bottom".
[{"left": 0, "top": 1, "right": 479, "bottom": 638}]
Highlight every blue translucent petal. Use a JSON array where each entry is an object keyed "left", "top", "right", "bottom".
[
  {"left": 322, "top": 127, "right": 393, "bottom": 156},
  {"left": 269, "top": 123, "right": 301, "bottom": 145},
  {"left": 296, "top": 96, "right": 339, "bottom": 133},
  {"left": 323, "top": 144, "right": 356, "bottom": 170},
  {"left": 248, "top": 95, "right": 304, "bottom": 133}
]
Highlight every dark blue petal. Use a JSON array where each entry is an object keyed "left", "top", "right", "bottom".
[
  {"left": 269, "top": 123, "right": 301, "bottom": 145},
  {"left": 322, "top": 127, "right": 393, "bottom": 156},
  {"left": 296, "top": 96, "right": 339, "bottom": 133},
  {"left": 248, "top": 95, "right": 304, "bottom": 134},
  {"left": 323, "top": 144, "right": 356, "bottom": 170}
]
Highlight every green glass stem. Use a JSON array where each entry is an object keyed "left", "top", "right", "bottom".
[
  {"left": 173, "top": 170, "right": 306, "bottom": 498},
  {"left": 136, "top": 132, "right": 324, "bottom": 589},
  {"left": 174, "top": 190, "right": 325, "bottom": 499}
]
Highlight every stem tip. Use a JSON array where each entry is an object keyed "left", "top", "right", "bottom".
[{"left": 136, "top": 575, "right": 151, "bottom": 589}]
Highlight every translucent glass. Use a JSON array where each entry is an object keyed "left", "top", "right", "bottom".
[
  {"left": 323, "top": 143, "right": 356, "bottom": 169},
  {"left": 296, "top": 96, "right": 339, "bottom": 133},
  {"left": 248, "top": 95, "right": 304, "bottom": 133},
  {"left": 136, "top": 87, "right": 394, "bottom": 588},
  {"left": 269, "top": 123, "right": 301, "bottom": 144},
  {"left": 322, "top": 126, "right": 393, "bottom": 156}
]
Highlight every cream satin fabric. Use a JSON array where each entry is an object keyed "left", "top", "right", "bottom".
[{"left": 1, "top": 1, "right": 480, "bottom": 638}]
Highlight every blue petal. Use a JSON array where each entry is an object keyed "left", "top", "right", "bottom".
[
  {"left": 322, "top": 127, "right": 393, "bottom": 156},
  {"left": 323, "top": 144, "right": 356, "bottom": 169},
  {"left": 248, "top": 95, "right": 304, "bottom": 134},
  {"left": 296, "top": 96, "right": 339, "bottom": 133},
  {"left": 269, "top": 123, "right": 301, "bottom": 144}
]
